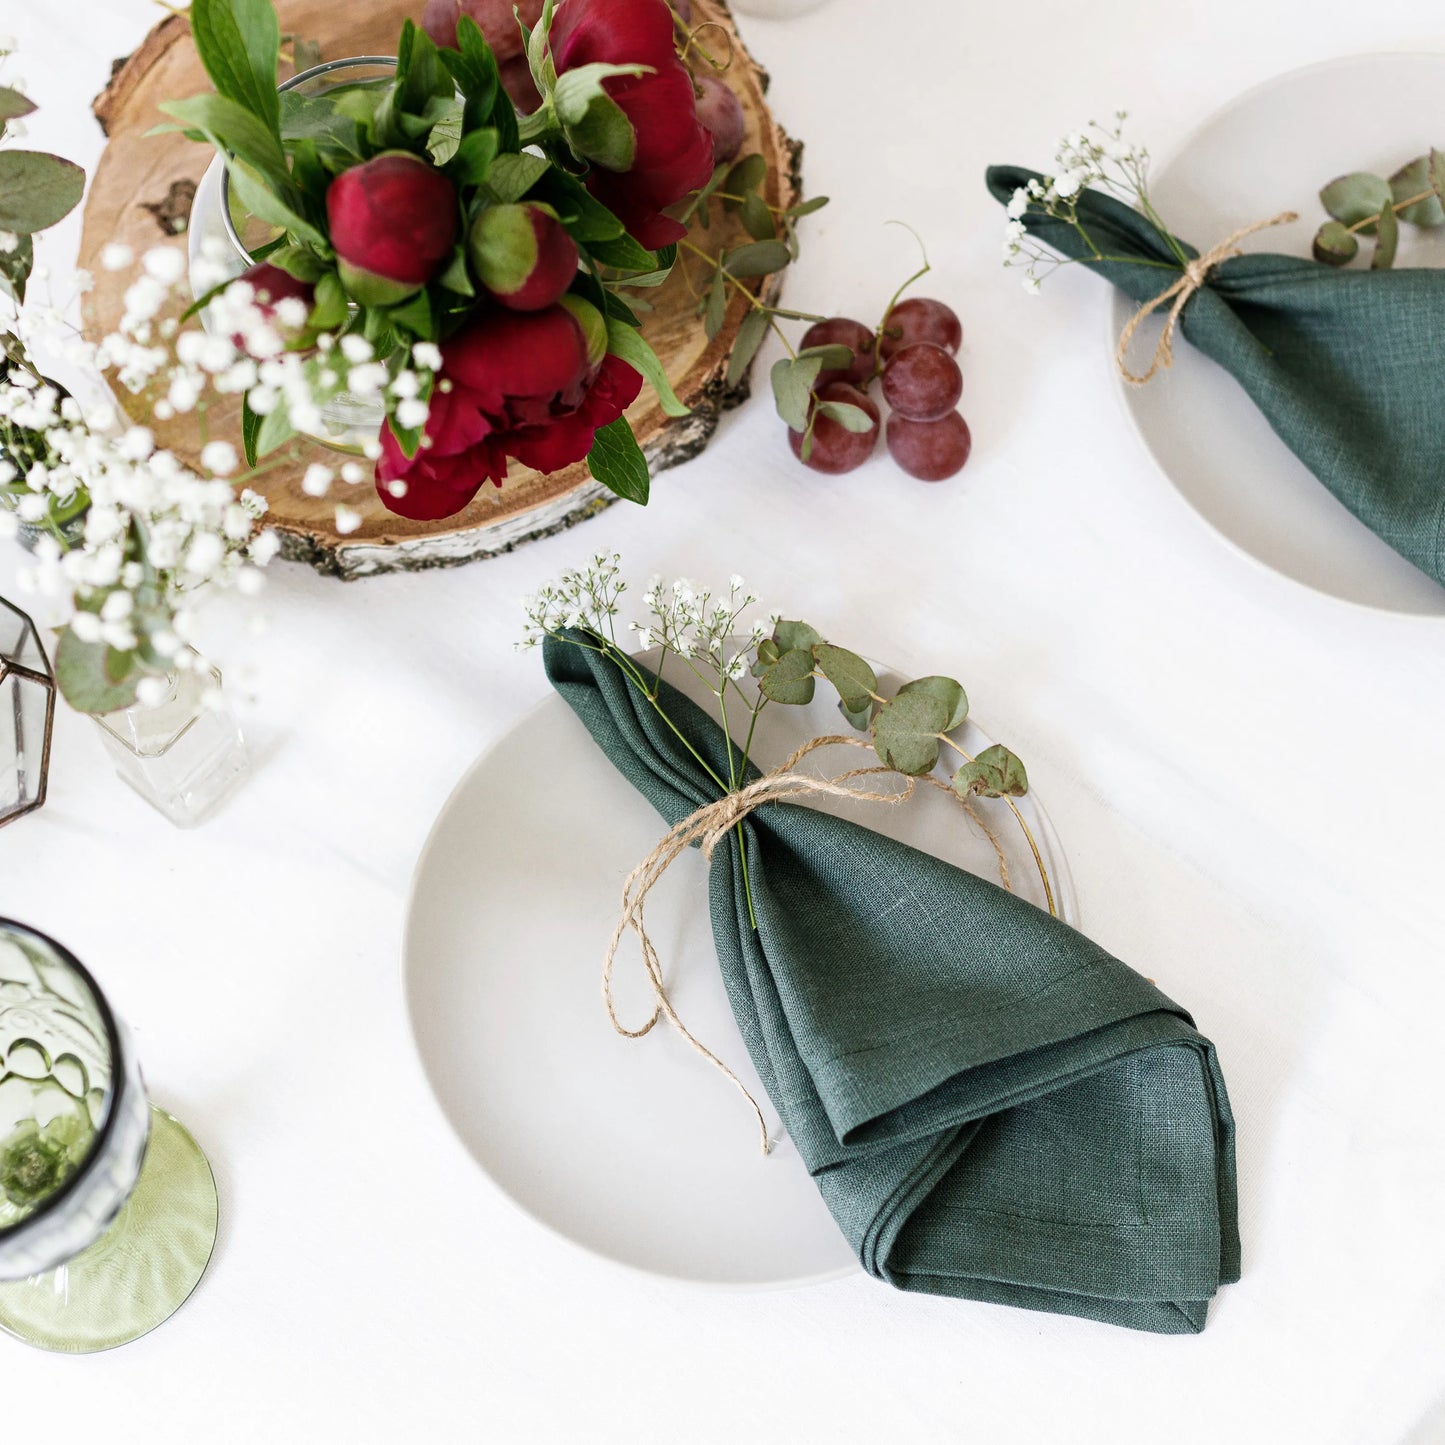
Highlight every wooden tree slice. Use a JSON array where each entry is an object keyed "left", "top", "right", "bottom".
[{"left": 82, "top": 0, "right": 800, "bottom": 578}]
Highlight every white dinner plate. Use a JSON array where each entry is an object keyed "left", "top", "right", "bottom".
[
  {"left": 404, "top": 653, "right": 1078, "bottom": 1288},
  {"left": 1109, "top": 53, "right": 1445, "bottom": 616}
]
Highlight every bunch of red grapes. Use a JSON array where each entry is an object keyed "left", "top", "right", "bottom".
[{"left": 789, "top": 299, "right": 970, "bottom": 482}]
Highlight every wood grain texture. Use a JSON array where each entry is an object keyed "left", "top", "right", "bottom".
[{"left": 82, "top": 0, "right": 800, "bottom": 578}]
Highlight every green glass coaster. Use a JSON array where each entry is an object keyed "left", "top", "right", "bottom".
[{"left": 0, "top": 1106, "right": 218, "bottom": 1353}]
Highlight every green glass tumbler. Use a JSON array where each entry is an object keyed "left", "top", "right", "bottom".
[{"left": 0, "top": 920, "right": 218, "bottom": 1352}]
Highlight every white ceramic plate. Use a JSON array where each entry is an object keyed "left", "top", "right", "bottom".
[
  {"left": 404, "top": 655, "right": 1077, "bottom": 1288},
  {"left": 1110, "top": 53, "right": 1445, "bottom": 615}
]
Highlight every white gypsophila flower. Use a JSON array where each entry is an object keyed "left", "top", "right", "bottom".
[
  {"left": 302, "top": 463, "right": 333, "bottom": 497},
  {"left": 340, "top": 335, "right": 373, "bottom": 363},
  {"left": 100, "top": 243, "right": 133, "bottom": 272},
  {"left": 200, "top": 440, "right": 238, "bottom": 476},
  {"left": 334, "top": 505, "right": 362, "bottom": 534},
  {"left": 1022, "top": 275, "right": 1041, "bottom": 295},
  {"left": 142, "top": 247, "right": 186, "bottom": 284},
  {"left": 412, "top": 342, "right": 443, "bottom": 371},
  {"left": 1006, "top": 188, "right": 1029, "bottom": 219},
  {"left": 395, "top": 397, "right": 429, "bottom": 429},
  {"left": 0, "top": 232, "right": 19, "bottom": 255},
  {"left": 340, "top": 461, "right": 365, "bottom": 485},
  {"left": 135, "top": 674, "right": 171, "bottom": 708}
]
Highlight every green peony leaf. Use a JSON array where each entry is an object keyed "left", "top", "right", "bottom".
[
  {"left": 487, "top": 152, "right": 551, "bottom": 205},
  {"left": 605, "top": 316, "right": 690, "bottom": 417},
  {"left": 555, "top": 63, "right": 650, "bottom": 172},
  {"left": 872, "top": 691, "right": 947, "bottom": 776},
  {"left": 533, "top": 168, "right": 624, "bottom": 242},
  {"left": 953, "top": 744, "right": 1029, "bottom": 799},
  {"left": 1372, "top": 198, "right": 1399, "bottom": 270},
  {"left": 1389, "top": 155, "right": 1445, "bottom": 227},
  {"left": 812, "top": 643, "right": 877, "bottom": 712},
  {"left": 897, "top": 675, "right": 969, "bottom": 732},
  {"left": 725, "top": 307, "right": 769, "bottom": 389},
  {"left": 242, "top": 393, "right": 262, "bottom": 468},
  {"left": 1311, "top": 220, "right": 1358, "bottom": 266},
  {"left": 722, "top": 240, "right": 791, "bottom": 278},
  {"left": 770, "top": 354, "right": 824, "bottom": 432},
  {"left": 190, "top": 0, "right": 282, "bottom": 138},
  {"left": 587, "top": 417, "right": 650, "bottom": 504},
  {"left": 228, "top": 156, "right": 327, "bottom": 249},
  {"left": 0, "top": 151, "right": 85, "bottom": 235},
  {"left": 1319, "top": 171, "right": 1391, "bottom": 232},
  {"left": 773, "top": 619, "right": 822, "bottom": 652},
  {"left": 54, "top": 631, "right": 142, "bottom": 715},
  {"left": 588, "top": 230, "right": 658, "bottom": 271},
  {"left": 159, "top": 92, "right": 290, "bottom": 195},
  {"left": 758, "top": 647, "right": 816, "bottom": 705}
]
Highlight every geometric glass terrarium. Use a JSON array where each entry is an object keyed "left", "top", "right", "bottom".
[{"left": 0, "top": 597, "right": 55, "bottom": 828}]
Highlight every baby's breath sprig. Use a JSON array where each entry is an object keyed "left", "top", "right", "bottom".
[{"left": 1002, "top": 112, "right": 1188, "bottom": 293}]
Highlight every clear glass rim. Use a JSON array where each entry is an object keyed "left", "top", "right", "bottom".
[
  {"left": 0, "top": 919, "right": 128, "bottom": 1241},
  {"left": 218, "top": 55, "right": 399, "bottom": 268}
]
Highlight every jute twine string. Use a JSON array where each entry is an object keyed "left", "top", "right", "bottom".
[
  {"left": 1115, "top": 211, "right": 1298, "bottom": 385},
  {"left": 602, "top": 734, "right": 1012, "bottom": 1156}
]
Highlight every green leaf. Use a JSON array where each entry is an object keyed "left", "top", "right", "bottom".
[
  {"left": 1431, "top": 149, "right": 1445, "bottom": 209},
  {"left": 725, "top": 307, "right": 769, "bottom": 389},
  {"left": 750, "top": 636, "right": 781, "bottom": 678},
  {"left": 439, "top": 247, "right": 475, "bottom": 297},
  {"left": 722, "top": 240, "right": 791, "bottom": 278},
  {"left": 278, "top": 92, "right": 363, "bottom": 161},
  {"left": 587, "top": 231, "right": 658, "bottom": 271},
  {"left": 871, "top": 691, "right": 947, "bottom": 776},
  {"left": 952, "top": 744, "right": 1029, "bottom": 799},
  {"left": 389, "top": 289, "right": 435, "bottom": 338},
  {"left": 427, "top": 98, "right": 466, "bottom": 165},
  {"left": 54, "top": 631, "right": 142, "bottom": 715},
  {"left": 159, "top": 93, "right": 290, "bottom": 193},
  {"left": 227, "top": 157, "right": 327, "bottom": 249},
  {"left": 587, "top": 416, "right": 650, "bottom": 504},
  {"left": 309, "top": 271, "right": 349, "bottom": 332},
  {"left": 533, "top": 168, "right": 624, "bottom": 242},
  {"left": 0, "top": 152, "right": 85, "bottom": 234},
  {"left": 1372, "top": 199, "right": 1399, "bottom": 270},
  {"left": 784, "top": 195, "right": 829, "bottom": 219},
  {"left": 812, "top": 643, "right": 877, "bottom": 712},
  {"left": 449, "top": 126, "right": 500, "bottom": 188},
  {"left": 241, "top": 393, "right": 261, "bottom": 468},
  {"left": 739, "top": 190, "right": 775, "bottom": 240},
  {"left": 190, "top": 0, "right": 282, "bottom": 138},
  {"left": 1311, "top": 220, "right": 1358, "bottom": 266},
  {"left": 770, "top": 353, "right": 824, "bottom": 432},
  {"left": 0, "top": 89, "right": 36, "bottom": 124},
  {"left": 1389, "top": 155, "right": 1445, "bottom": 227},
  {"left": 487, "top": 152, "right": 551, "bottom": 204},
  {"left": 839, "top": 697, "right": 874, "bottom": 732},
  {"left": 758, "top": 647, "right": 816, "bottom": 705},
  {"left": 815, "top": 400, "right": 874, "bottom": 433},
  {"left": 772, "top": 619, "right": 822, "bottom": 652},
  {"left": 798, "top": 342, "right": 853, "bottom": 371},
  {"left": 267, "top": 243, "right": 325, "bottom": 283},
  {"left": 556, "top": 64, "right": 646, "bottom": 173},
  {"left": 723, "top": 153, "right": 766, "bottom": 210},
  {"left": 704, "top": 274, "right": 726, "bottom": 340},
  {"left": 896, "top": 676, "right": 968, "bottom": 731},
  {"left": 605, "top": 316, "right": 690, "bottom": 417},
  {"left": 0, "top": 233, "right": 33, "bottom": 304},
  {"left": 1319, "top": 171, "right": 1391, "bottom": 232},
  {"left": 254, "top": 394, "right": 296, "bottom": 457}
]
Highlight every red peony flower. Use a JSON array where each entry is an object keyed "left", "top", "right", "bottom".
[
  {"left": 326, "top": 153, "right": 459, "bottom": 306},
  {"left": 549, "top": 0, "right": 714, "bottom": 249},
  {"left": 468, "top": 202, "right": 580, "bottom": 312},
  {"left": 375, "top": 303, "right": 643, "bottom": 520}
]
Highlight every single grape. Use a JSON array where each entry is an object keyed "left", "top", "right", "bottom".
[
  {"left": 878, "top": 297, "right": 963, "bottom": 359},
  {"left": 882, "top": 343, "right": 962, "bottom": 422},
  {"left": 886, "top": 412, "right": 972, "bottom": 481},
  {"left": 693, "top": 75, "right": 745, "bottom": 165},
  {"left": 421, "top": 0, "right": 543, "bottom": 61},
  {"left": 799, "top": 318, "right": 876, "bottom": 389},
  {"left": 671, "top": 0, "right": 693, "bottom": 19},
  {"left": 788, "top": 383, "right": 880, "bottom": 475}
]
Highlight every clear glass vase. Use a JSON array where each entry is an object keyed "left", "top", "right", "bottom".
[
  {"left": 92, "top": 660, "right": 249, "bottom": 828},
  {"left": 186, "top": 56, "right": 398, "bottom": 453}
]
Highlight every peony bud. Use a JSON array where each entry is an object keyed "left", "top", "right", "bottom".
[
  {"left": 326, "top": 153, "right": 458, "bottom": 307},
  {"left": 468, "top": 203, "right": 580, "bottom": 312}
]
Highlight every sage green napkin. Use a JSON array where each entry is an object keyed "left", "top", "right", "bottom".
[
  {"left": 546, "top": 635, "right": 1240, "bottom": 1333},
  {"left": 987, "top": 164, "right": 1445, "bottom": 589}
]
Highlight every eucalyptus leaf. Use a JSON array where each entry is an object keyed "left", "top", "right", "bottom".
[
  {"left": 587, "top": 417, "right": 650, "bottom": 504},
  {"left": 750, "top": 636, "right": 781, "bottom": 678},
  {"left": 896, "top": 676, "right": 968, "bottom": 732},
  {"left": 1311, "top": 220, "right": 1358, "bottom": 267},
  {"left": 812, "top": 643, "right": 876, "bottom": 712},
  {"left": 770, "top": 354, "right": 824, "bottom": 432},
  {"left": 758, "top": 647, "right": 816, "bottom": 705},
  {"left": 1431, "top": 149, "right": 1445, "bottom": 208},
  {"left": 772, "top": 619, "right": 822, "bottom": 652},
  {"left": 839, "top": 697, "right": 874, "bottom": 732},
  {"left": 872, "top": 691, "right": 947, "bottom": 776},
  {"left": 190, "top": 0, "right": 282, "bottom": 138},
  {"left": 723, "top": 153, "right": 766, "bottom": 210},
  {"left": 54, "top": 631, "right": 141, "bottom": 715},
  {"left": 1389, "top": 155, "right": 1445, "bottom": 226},
  {"left": 952, "top": 744, "right": 1029, "bottom": 800},
  {"left": 704, "top": 275, "right": 726, "bottom": 340},
  {"left": 815, "top": 401, "right": 874, "bottom": 433},
  {"left": 798, "top": 342, "right": 854, "bottom": 371},
  {"left": 0, "top": 89, "right": 37, "bottom": 124},
  {"left": 740, "top": 190, "right": 775, "bottom": 240},
  {"left": 0, "top": 151, "right": 85, "bottom": 235},
  {"left": 784, "top": 195, "right": 829, "bottom": 219},
  {"left": 723, "top": 240, "right": 791, "bottom": 278},
  {"left": 1319, "top": 171, "right": 1391, "bottom": 232},
  {"left": 605, "top": 316, "right": 690, "bottom": 417},
  {"left": 726, "top": 307, "right": 769, "bottom": 389},
  {"left": 1372, "top": 198, "right": 1399, "bottom": 270}
]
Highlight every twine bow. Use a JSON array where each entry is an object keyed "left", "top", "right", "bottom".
[
  {"left": 602, "top": 735, "right": 1012, "bottom": 1156},
  {"left": 1115, "top": 211, "right": 1298, "bottom": 385}
]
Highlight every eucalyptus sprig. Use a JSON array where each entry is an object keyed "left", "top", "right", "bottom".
[{"left": 1312, "top": 151, "right": 1445, "bottom": 269}]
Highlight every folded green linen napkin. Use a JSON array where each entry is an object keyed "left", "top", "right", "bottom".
[
  {"left": 987, "top": 164, "right": 1445, "bottom": 589},
  {"left": 545, "top": 634, "right": 1240, "bottom": 1333}
]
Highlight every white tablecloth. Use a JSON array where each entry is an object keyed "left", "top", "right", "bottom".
[{"left": 5, "top": 1, "right": 1445, "bottom": 1440}]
